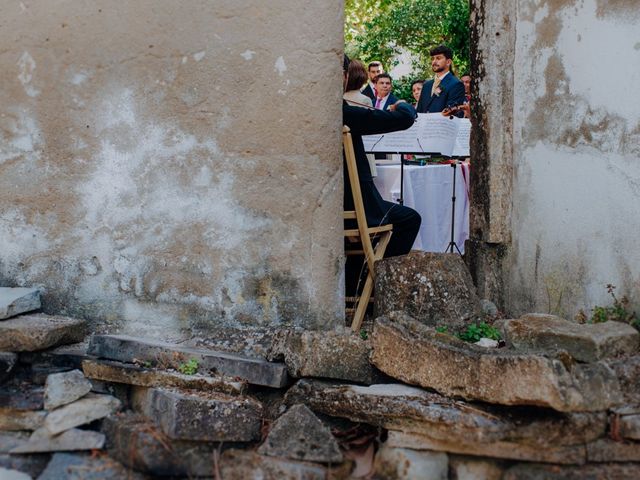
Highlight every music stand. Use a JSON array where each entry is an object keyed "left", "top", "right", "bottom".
[{"left": 445, "top": 161, "right": 463, "bottom": 255}]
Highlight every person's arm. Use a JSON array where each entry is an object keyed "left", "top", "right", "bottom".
[{"left": 344, "top": 102, "right": 416, "bottom": 136}]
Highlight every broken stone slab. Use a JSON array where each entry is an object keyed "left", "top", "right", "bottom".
[
  {"left": 258, "top": 404, "right": 342, "bottom": 463},
  {"left": 134, "top": 387, "right": 263, "bottom": 442},
  {"left": 37, "top": 452, "right": 150, "bottom": 480},
  {"left": 0, "top": 453, "right": 50, "bottom": 480},
  {"left": 274, "top": 329, "right": 382, "bottom": 384},
  {"left": 284, "top": 379, "right": 606, "bottom": 458},
  {"left": 0, "top": 382, "right": 44, "bottom": 411},
  {"left": 586, "top": 438, "right": 640, "bottom": 462},
  {"left": 386, "top": 430, "right": 586, "bottom": 465},
  {"left": 619, "top": 414, "right": 640, "bottom": 440},
  {"left": 374, "top": 445, "right": 448, "bottom": 480},
  {"left": 88, "top": 334, "right": 288, "bottom": 388},
  {"left": 10, "top": 427, "right": 105, "bottom": 453},
  {"left": 0, "top": 314, "right": 86, "bottom": 352},
  {"left": 0, "top": 467, "right": 31, "bottom": 480},
  {"left": 502, "top": 314, "right": 640, "bottom": 362},
  {"left": 82, "top": 358, "right": 247, "bottom": 395},
  {"left": 219, "top": 449, "right": 332, "bottom": 480},
  {"left": 0, "top": 409, "right": 47, "bottom": 431},
  {"left": 502, "top": 462, "right": 640, "bottom": 480},
  {"left": 370, "top": 314, "right": 623, "bottom": 412},
  {"left": 103, "top": 412, "right": 239, "bottom": 477},
  {"left": 374, "top": 252, "right": 482, "bottom": 331},
  {"left": 43, "top": 369, "right": 92, "bottom": 410},
  {"left": 44, "top": 393, "right": 121, "bottom": 435},
  {"left": 0, "top": 353, "right": 17, "bottom": 383},
  {"left": 0, "top": 287, "right": 41, "bottom": 320}
]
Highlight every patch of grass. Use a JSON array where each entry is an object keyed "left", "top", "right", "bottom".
[
  {"left": 177, "top": 358, "right": 199, "bottom": 375},
  {"left": 589, "top": 284, "right": 638, "bottom": 330},
  {"left": 435, "top": 325, "right": 448, "bottom": 334},
  {"left": 457, "top": 322, "right": 501, "bottom": 343},
  {"left": 359, "top": 329, "right": 368, "bottom": 340}
]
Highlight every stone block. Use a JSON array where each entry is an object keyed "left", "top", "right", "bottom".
[
  {"left": 44, "top": 369, "right": 92, "bottom": 410},
  {"left": 370, "top": 314, "right": 623, "bottom": 412},
  {"left": 82, "top": 358, "right": 247, "bottom": 395},
  {"left": 0, "top": 467, "right": 31, "bottom": 480},
  {"left": 0, "top": 353, "right": 17, "bottom": 383},
  {"left": 38, "top": 453, "right": 149, "bottom": 480},
  {"left": 504, "top": 314, "right": 640, "bottom": 362},
  {"left": 374, "top": 252, "right": 482, "bottom": 331},
  {"left": 0, "top": 382, "right": 43, "bottom": 410},
  {"left": 103, "top": 412, "right": 226, "bottom": 477},
  {"left": 258, "top": 404, "right": 342, "bottom": 463},
  {"left": 10, "top": 427, "right": 105, "bottom": 453},
  {"left": 138, "top": 387, "right": 263, "bottom": 442},
  {"left": 606, "top": 355, "right": 640, "bottom": 404},
  {"left": 0, "top": 287, "right": 40, "bottom": 320},
  {"left": 88, "top": 334, "right": 288, "bottom": 387},
  {"left": 0, "top": 409, "right": 46, "bottom": 431},
  {"left": 373, "top": 445, "right": 448, "bottom": 480},
  {"left": 219, "top": 449, "right": 329, "bottom": 480},
  {"left": 276, "top": 329, "right": 381, "bottom": 384},
  {"left": 502, "top": 462, "right": 640, "bottom": 480},
  {"left": 386, "top": 430, "right": 586, "bottom": 465},
  {"left": 586, "top": 438, "right": 640, "bottom": 462},
  {"left": 284, "top": 379, "right": 606, "bottom": 462},
  {"left": 0, "top": 453, "right": 50, "bottom": 480},
  {"left": 44, "top": 393, "right": 121, "bottom": 435},
  {"left": 448, "top": 456, "right": 504, "bottom": 480},
  {"left": 619, "top": 414, "right": 640, "bottom": 440},
  {"left": 0, "top": 314, "right": 86, "bottom": 352}
]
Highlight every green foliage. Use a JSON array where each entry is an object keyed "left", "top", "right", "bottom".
[
  {"left": 435, "top": 325, "right": 448, "bottom": 333},
  {"left": 590, "top": 285, "right": 638, "bottom": 330},
  {"left": 346, "top": 0, "right": 470, "bottom": 79},
  {"left": 360, "top": 328, "right": 369, "bottom": 340},
  {"left": 392, "top": 77, "right": 419, "bottom": 103},
  {"left": 457, "top": 322, "right": 501, "bottom": 343},
  {"left": 178, "top": 358, "right": 199, "bottom": 375}
]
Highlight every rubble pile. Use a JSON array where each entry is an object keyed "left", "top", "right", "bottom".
[{"left": 2, "top": 253, "right": 640, "bottom": 479}]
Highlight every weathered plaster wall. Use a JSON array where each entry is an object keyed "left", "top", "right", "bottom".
[
  {"left": 507, "top": 0, "right": 640, "bottom": 318},
  {"left": 0, "top": 1, "right": 344, "bottom": 337}
]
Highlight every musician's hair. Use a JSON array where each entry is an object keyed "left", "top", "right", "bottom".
[
  {"left": 346, "top": 59, "right": 368, "bottom": 91},
  {"left": 429, "top": 45, "right": 453, "bottom": 59},
  {"left": 343, "top": 54, "right": 351, "bottom": 73}
]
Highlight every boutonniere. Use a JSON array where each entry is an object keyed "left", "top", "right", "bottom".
[{"left": 434, "top": 86, "right": 444, "bottom": 96}]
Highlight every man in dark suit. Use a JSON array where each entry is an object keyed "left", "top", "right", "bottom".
[
  {"left": 417, "top": 45, "right": 466, "bottom": 115},
  {"left": 343, "top": 57, "right": 421, "bottom": 258},
  {"left": 361, "top": 61, "right": 383, "bottom": 103},
  {"left": 372, "top": 73, "right": 398, "bottom": 111}
]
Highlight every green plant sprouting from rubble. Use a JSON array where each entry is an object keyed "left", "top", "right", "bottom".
[
  {"left": 456, "top": 322, "right": 501, "bottom": 343},
  {"left": 178, "top": 358, "right": 199, "bottom": 375},
  {"left": 589, "top": 284, "right": 638, "bottom": 331}
]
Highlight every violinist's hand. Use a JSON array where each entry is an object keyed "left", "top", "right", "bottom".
[{"left": 388, "top": 100, "right": 407, "bottom": 112}]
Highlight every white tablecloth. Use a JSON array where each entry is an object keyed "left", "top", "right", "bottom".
[{"left": 373, "top": 162, "right": 470, "bottom": 253}]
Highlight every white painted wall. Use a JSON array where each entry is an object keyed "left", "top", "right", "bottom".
[{"left": 509, "top": 0, "right": 640, "bottom": 318}]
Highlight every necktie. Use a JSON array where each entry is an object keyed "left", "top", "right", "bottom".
[
  {"left": 431, "top": 76, "right": 441, "bottom": 96},
  {"left": 375, "top": 97, "right": 382, "bottom": 109}
]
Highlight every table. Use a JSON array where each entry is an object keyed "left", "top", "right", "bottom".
[{"left": 373, "top": 162, "right": 470, "bottom": 253}]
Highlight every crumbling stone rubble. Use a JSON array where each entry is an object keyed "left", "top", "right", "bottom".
[{"left": 2, "top": 274, "right": 640, "bottom": 479}]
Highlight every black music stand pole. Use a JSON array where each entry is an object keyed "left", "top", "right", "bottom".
[
  {"left": 398, "top": 154, "right": 404, "bottom": 205},
  {"left": 446, "top": 161, "right": 462, "bottom": 255}
]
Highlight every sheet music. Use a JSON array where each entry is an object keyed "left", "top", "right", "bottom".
[
  {"left": 451, "top": 119, "right": 471, "bottom": 157},
  {"left": 362, "top": 113, "right": 470, "bottom": 156}
]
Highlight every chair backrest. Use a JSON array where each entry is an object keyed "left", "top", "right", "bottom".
[{"left": 343, "top": 126, "right": 369, "bottom": 239}]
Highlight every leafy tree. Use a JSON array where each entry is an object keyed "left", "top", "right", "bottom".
[{"left": 345, "top": 0, "right": 470, "bottom": 80}]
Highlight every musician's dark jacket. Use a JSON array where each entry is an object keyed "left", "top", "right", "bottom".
[
  {"left": 343, "top": 101, "right": 421, "bottom": 257},
  {"left": 417, "top": 73, "right": 466, "bottom": 115}
]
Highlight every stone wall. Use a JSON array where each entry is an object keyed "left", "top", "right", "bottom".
[
  {"left": 0, "top": 1, "right": 344, "bottom": 336},
  {"left": 470, "top": 0, "right": 640, "bottom": 319}
]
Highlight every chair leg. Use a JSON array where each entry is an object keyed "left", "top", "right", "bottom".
[{"left": 351, "top": 274, "right": 374, "bottom": 332}]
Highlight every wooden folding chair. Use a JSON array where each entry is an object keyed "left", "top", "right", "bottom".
[{"left": 343, "top": 126, "right": 393, "bottom": 332}]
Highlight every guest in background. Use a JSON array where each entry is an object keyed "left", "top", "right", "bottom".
[
  {"left": 460, "top": 73, "right": 471, "bottom": 103},
  {"left": 417, "top": 45, "right": 466, "bottom": 116},
  {"left": 411, "top": 80, "right": 424, "bottom": 107},
  {"left": 344, "top": 60, "right": 374, "bottom": 108},
  {"left": 361, "top": 61, "right": 383, "bottom": 102},
  {"left": 373, "top": 73, "right": 398, "bottom": 111}
]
